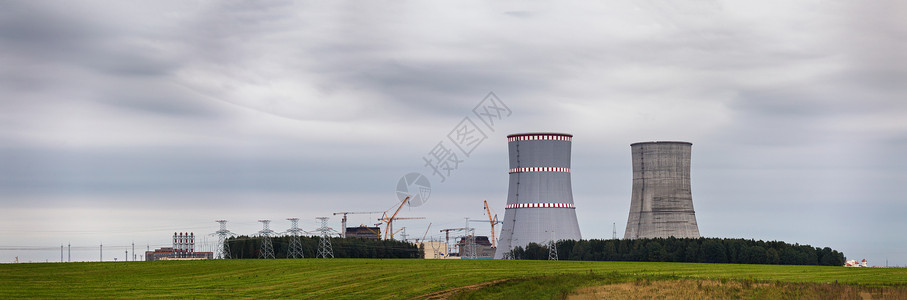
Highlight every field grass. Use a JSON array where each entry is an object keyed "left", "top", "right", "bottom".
[
  {"left": 1, "top": 259, "right": 905, "bottom": 299},
  {"left": 565, "top": 278, "right": 907, "bottom": 300},
  {"left": 453, "top": 273, "right": 907, "bottom": 299}
]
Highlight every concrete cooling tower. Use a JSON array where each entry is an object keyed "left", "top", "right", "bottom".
[
  {"left": 624, "top": 141, "right": 700, "bottom": 239},
  {"left": 495, "top": 133, "right": 582, "bottom": 259}
]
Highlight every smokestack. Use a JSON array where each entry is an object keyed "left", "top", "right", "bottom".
[
  {"left": 495, "top": 133, "right": 582, "bottom": 259},
  {"left": 624, "top": 141, "right": 700, "bottom": 239}
]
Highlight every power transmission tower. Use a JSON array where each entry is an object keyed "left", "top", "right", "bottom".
[
  {"left": 462, "top": 218, "right": 477, "bottom": 259},
  {"left": 286, "top": 218, "right": 305, "bottom": 258},
  {"left": 465, "top": 229, "right": 477, "bottom": 259},
  {"left": 315, "top": 217, "right": 334, "bottom": 258},
  {"left": 214, "top": 220, "right": 235, "bottom": 259},
  {"left": 548, "top": 240, "right": 558, "bottom": 261},
  {"left": 547, "top": 231, "right": 558, "bottom": 261},
  {"left": 612, "top": 222, "right": 617, "bottom": 240},
  {"left": 257, "top": 220, "right": 276, "bottom": 259}
]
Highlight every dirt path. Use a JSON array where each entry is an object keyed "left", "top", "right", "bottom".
[{"left": 416, "top": 279, "right": 509, "bottom": 299}]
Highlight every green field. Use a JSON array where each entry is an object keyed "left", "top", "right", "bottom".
[{"left": 1, "top": 259, "right": 905, "bottom": 299}]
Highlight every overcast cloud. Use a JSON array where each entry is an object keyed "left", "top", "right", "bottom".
[{"left": 1, "top": 1, "right": 905, "bottom": 265}]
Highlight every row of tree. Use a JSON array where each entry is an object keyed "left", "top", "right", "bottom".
[
  {"left": 509, "top": 237, "right": 846, "bottom": 266},
  {"left": 225, "top": 236, "right": 419, "bottom": 259},
  {"left": 223, "top": 235, "right": 844, "bottom": 266}
]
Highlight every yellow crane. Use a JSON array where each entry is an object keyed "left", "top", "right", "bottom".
[
  {"left": 378, "top": 196, "right": 426, "bottom": 240},
  {"left": 333, "top": 211, "right": 382, "bottom": 238},
  {"left": 382, "top": 217, "right": 425, "bottom": 240},
  {"left": 483, "top": 200, "right": 502, "bottom": 248},
  {"left": 419, "top": 223, "right": 433, "bottom": 243}
]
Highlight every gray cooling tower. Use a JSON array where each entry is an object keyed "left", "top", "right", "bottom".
[
  {"left": 495, "top": 133, "right": 582, "bottom": 259},
  {"left": 624, "top": 141, "right": 700, "bottom": 239}
]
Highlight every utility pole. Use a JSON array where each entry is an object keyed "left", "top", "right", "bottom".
[
  {"left": 132, "top": 242, "right": 135, "bottom": 261},
  {"left": 67, "top": 243, "right": 71, "bottom": 262},
  {"left": 125, "top": 250, "right": 128, "bottom": 262},
  {"left": 61, "top": 244, "right": 63, "bottom": 263},
  {"left": 100, "top": 243, "right": 103, "bottom": 262}
]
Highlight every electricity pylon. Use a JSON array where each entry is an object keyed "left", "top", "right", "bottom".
[
  {"left": 547, "top": 230, "right": 558, "bottom": 261},
  {"left": 258, "top": 220, "right": 276, "bottom": 259},
  {"left": 315, "top": 217, "right": 334, "bottom": 258},
  {"left": 214, "top": 220, "right": 235, "bottom": 259},
  {"left": 286, "top": 218, "right": 305, "bottom": 259}
]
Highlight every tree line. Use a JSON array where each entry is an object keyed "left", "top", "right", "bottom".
[
  {"left": 508, "top": 237, "right": 846, "bottom": 266},
  {"left": 225, "top": 236, "right": 419, "bottom": 259}
]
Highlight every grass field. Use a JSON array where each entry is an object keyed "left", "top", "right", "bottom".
[{"left": 1, "top": 259, "right": 905, "bottom": 299}]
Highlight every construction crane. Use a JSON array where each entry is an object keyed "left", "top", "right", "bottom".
[
  {"left": 439, "top": 227, "right": 466, "bottom": 256},
  {"left": 380, "top": 217, "right": 425, "bottom": 240},
  {"left": 419, "top": 223, "right": 432, "bottom": 243},
  {"left": 333, "top": 211, "right": 382, "bottom": 238},
  {"left": 377, "top": 195, "right": 427, "bottom": 240},
  {"left": 361, "top": 225, "right": 381, "bottom": 237},
  {"left": 378, "top": 196, "right": 409, "bottom": 240},
  {"left": 484, "top": 200, "right": 502, "bottom": 248}
]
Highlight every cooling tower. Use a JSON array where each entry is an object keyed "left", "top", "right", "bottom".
[
  {"left": 495, "top": 133, "right": 582, "bottom": 259},
  {"left": 624, "top": 141, "right": 700, "bottom": 239}
]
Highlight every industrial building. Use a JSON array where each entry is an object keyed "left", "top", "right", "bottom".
[
  {"left": 495, "top": 133, "right": 582, "bottom": 259},
  {"left": 624, "top": 141, "right": 701, "bottom": 239},
  {"left": 457, "top": 236, "right": 495, "bottom": 258},
  {"left": 418, "top": 242, "right": 451, "bottom": 259},
  {"left": 145, "top": 232, "right": 213, "bottom": 261},
  {"left": 344, "top": 226, "right": 381, "bottom": 240}
]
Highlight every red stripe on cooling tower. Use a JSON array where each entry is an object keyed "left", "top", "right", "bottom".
[
  {"left": 505, "top": 203, "right": 576, "bottom": 209},
  {"left": 508, "top": 167, "right": 571, "bottom": 173},
  {"left": 507, "top": 134, "right": 573, "bottom": 142}
]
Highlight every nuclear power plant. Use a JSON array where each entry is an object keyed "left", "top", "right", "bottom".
[
  {"left": 624, "top": 141, "right": 700, "bottom": 239},
  {"left": 495, "top": 133, "right": 582, "bottom": 259}
]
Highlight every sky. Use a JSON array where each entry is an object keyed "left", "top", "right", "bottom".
[{"left": 1, "top": 1, "right": 905, "bottom": 265}]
